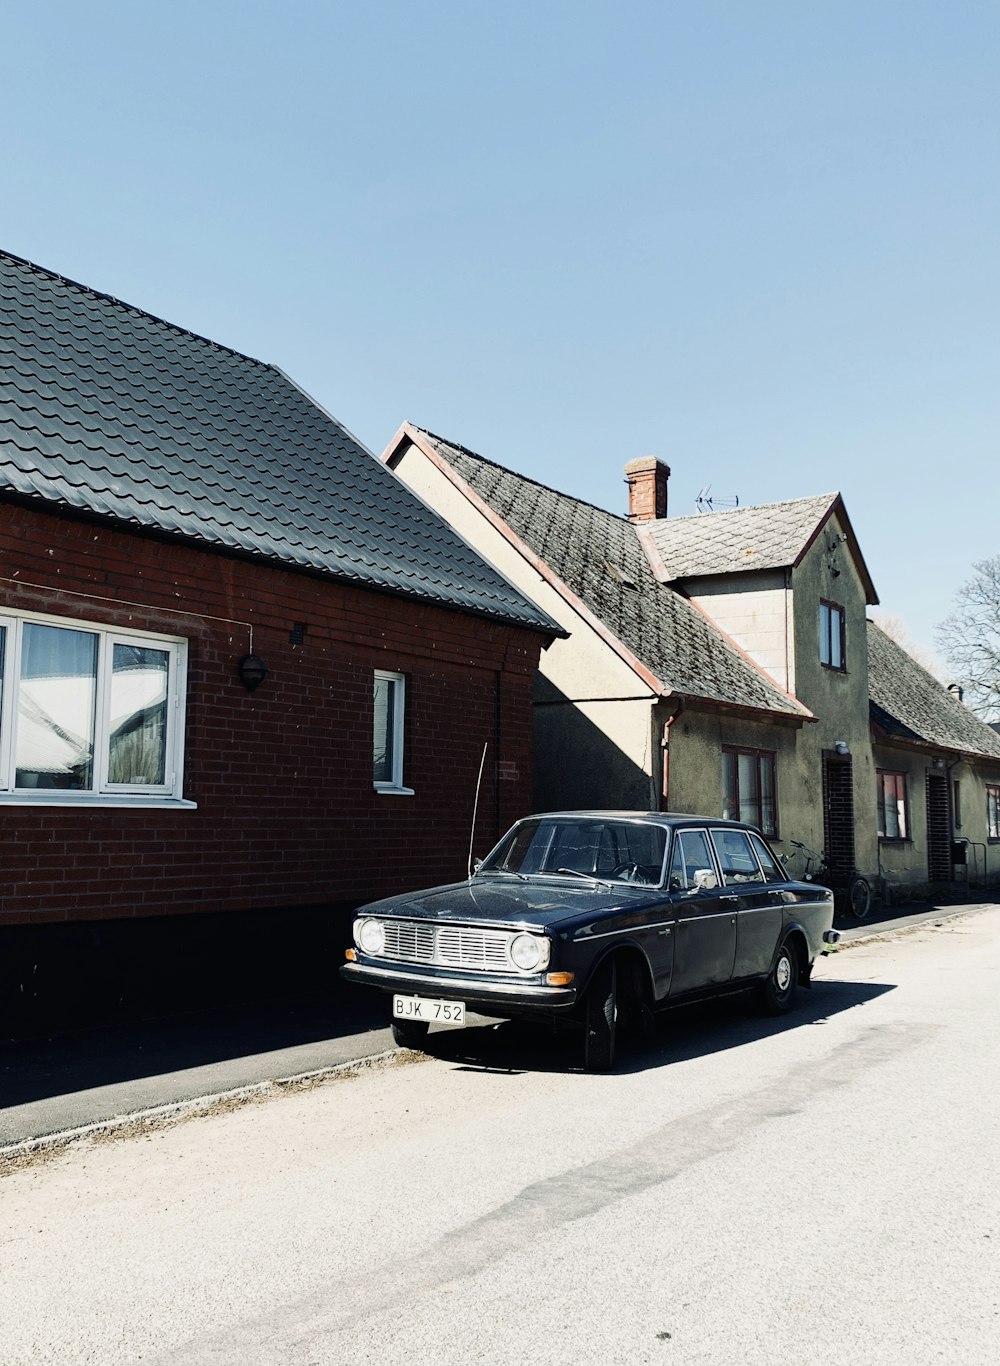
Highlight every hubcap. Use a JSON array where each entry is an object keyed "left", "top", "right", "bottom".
[{"left": 775, "top": 952, "right": 793, "bottom": 993}]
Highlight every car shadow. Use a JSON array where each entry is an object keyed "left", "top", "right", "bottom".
[{"left": 421, "top": 977, "right": 898, "bottom": 1076}]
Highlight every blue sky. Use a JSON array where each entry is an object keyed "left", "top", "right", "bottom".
[{"left": 3, "top": 1, "right": 997, "bottom": 663}]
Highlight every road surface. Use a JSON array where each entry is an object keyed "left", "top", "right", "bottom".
[{"left": 2, "top": 910, "right": 998, "bottom": 1365}]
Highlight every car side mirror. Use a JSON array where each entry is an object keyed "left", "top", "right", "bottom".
[
  {"left": 693, "top": 868, "right": 719, "bottom": 891},
  {"left": 472, "top": 858, "right": 484, "bottom": 874}
]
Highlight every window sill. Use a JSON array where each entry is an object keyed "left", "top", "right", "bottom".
[
  {"left": 374, "top": 785, "right": 415, "bottom": 797},
  {"left": 0, "top": 794, "right": 197, "bottom": 809}
]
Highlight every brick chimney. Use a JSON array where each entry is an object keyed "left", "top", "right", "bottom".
[{"left": 624, "top": 457, "right": 670, "bottom": 522}]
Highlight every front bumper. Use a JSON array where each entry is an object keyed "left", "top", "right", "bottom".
[{"left": 339, "top": 960, "right": 578, "bottom": 1012}]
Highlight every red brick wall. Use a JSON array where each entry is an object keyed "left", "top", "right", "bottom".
[{"left": 0, "top": 503, "right": 543, "bottom": 926}]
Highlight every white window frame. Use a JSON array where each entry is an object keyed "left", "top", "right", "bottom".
[
  {"left": 0, "top": 607, "right": 192, "bottom": 808},
  {"left": 373, "top": 669, "right": 412, "bottom": 795}
]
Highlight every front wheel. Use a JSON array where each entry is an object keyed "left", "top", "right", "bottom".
[
  {"left": 758, "top": 940, "right": 798, "bottom": 1015},
  {"left": 583, "top": 958, "right": 617, "bottom": 1073},
  {"left": 846, "top": 874, "right": 873, "bottom": 920},
  {"left": 391, "top": 1017, "right": 430, "bottom": 1050}
]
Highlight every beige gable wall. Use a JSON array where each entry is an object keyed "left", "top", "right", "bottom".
[
  {"left": 682, "top": 569, "right": 794, "bottom": 693},
  {"left": 390, "top": 442, "right": 661, "bottom": 809}
]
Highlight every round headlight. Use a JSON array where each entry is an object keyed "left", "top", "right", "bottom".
[
  {"left": 356, "top": 918, "right": 386, "bottom": 955},
  {"left": 509, "top": 932, "right": 548, "bottom": 972}
]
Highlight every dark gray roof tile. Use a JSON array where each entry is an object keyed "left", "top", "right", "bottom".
[
  {"left": 646, "top": 494, "right": 838, "bottom": 578},
  {"left": 867, "top": 621, "right": 1000, "bottom": 760},
  {"left": 0, "top": 251, "right": 556, "bottom": 634},
  {"left": 415, "top": 429, "right": 807, "bottom": 717}
]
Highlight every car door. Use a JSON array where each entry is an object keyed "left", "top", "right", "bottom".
[
  {"left": 667, "top": 827, "right": 738, "bottom": 994},
  {"left": 710, "top": 827, "right": 784, "bottom": 980}
]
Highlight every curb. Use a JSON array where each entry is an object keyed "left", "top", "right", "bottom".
[
  {"left": 0, "top": 1046, "right": 406, "bottom": 1170},
  {"left": 832, "top": 901, "right": 992, "bottom": 950}
]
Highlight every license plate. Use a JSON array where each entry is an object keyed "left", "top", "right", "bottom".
[{"left": 392, "top": 994, "right": 466, "bottom": 1027}]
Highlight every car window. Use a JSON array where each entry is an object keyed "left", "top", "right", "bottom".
[
  {"left": 667, "top": 829, "right": 716, "bottom": 891},
  {"left": 481, "top": 819, "right": 666, "bottom": 884},
  {"left": 749, "top": 833, "right": 785, "bottom": 883},
  {"left": 710, "top": 829, "right": 763, "bottom": 885}
]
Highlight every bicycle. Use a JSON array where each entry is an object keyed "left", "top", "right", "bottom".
[{"left": 788, "top": 840, "right": 875, "bottom": 921}]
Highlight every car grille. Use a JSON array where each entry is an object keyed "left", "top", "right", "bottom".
[{"left": 381, "top": 920, "right": 515, "bottom": 973}]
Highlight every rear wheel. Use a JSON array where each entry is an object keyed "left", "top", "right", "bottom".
[
  {"left": 391, "top": 1017, "right": 430, "bottom": 1050},
  {"left": 758, "top": 939, "right": 798, "bottom": 1015},
  {"left": 847, "top": 874, "right": 873, "bottom": 920},
  {"left": 583, "top": 958, "right": 617, "bottom": 1072}
]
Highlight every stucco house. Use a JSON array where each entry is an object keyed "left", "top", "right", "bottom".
[
  {"left": 384, "top": 423, "right": 1000, "bottom": 896},
  {"left": 0, "top": 252, "right": 557, "bottom": 1025}
]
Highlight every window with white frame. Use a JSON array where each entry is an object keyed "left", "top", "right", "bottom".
[
  {"left": 373, "top": 670, "right": 408, "bottom": 792},
  {"left": 0, "top": 609, "right": 187, "bottom": 802},
  {"left": 876, "top": 769, "right": 908, "bottom": 839}
]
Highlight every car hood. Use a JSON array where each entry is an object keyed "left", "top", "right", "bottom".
[{"left": 356, "top": 876, "right": 655, "bottom": 930}]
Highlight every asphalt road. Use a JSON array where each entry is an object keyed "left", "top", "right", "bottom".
[{"left": 2, "top": 908, "right": 998, "bottom": 1365}]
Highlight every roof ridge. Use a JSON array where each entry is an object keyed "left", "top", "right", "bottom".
[
  {"left": 659, "top": 491, "right": 840, "bottom": 528},
  {"left": 0, "top": 248, "right": 272, "bottom": 372},
  {"left": 415, "top": 426, "right": 629, "bottom": 527}
]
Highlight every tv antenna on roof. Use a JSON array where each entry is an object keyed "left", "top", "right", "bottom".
[{"left": 695, "top": 485, "right": 740, "bottom": 514}]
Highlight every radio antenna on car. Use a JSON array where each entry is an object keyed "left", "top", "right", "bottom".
[{"left": 468, "top": 741, "right": 489, "bottom": 880}]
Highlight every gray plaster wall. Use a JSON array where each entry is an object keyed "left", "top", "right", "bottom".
[
  {"left": 666, "top": 704, "right": 803, "bottom": 830},
  {"left": 873, "top": 742, "right": 1000, "bottom": 892},
  {"left": 789, "top": 511, "right": 878, "bottom": 877}
]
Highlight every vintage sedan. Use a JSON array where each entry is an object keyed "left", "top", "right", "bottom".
[{"left": 340, "top": 812, "right": 838, "bottom": 1071}]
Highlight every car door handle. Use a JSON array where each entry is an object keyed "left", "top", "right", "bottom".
[{"left": 720, "top": 895, "right": 740, "bottom": 905}]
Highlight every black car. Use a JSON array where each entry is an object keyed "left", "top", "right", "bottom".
[{"left": 340, "top": 811, "right": 838, "bottom": 1071}]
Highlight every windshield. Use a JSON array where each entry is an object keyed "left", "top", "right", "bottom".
[{"left": 479, "top": 818, "right": 668, "bottom": 886}]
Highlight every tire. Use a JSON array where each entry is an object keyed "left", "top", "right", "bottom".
[
  {"left": 391, "top": 1017, "right": 430, "bottom": 1050},
  {"left": 847, "top": 874, "right": 873, "bottom": 921},
  {"left": 583, "top": 957, "right": 617, "bottom": 1072},
  {"left": 758, "top": 939, "right": 798, "bottom": 1016}
]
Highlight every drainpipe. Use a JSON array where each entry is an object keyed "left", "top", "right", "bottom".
[{"left": 660, "top": 700, "right": 683, "bottom": 811}]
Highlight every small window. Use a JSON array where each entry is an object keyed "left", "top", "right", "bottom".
[
  {"left": 373, "top": 670, "right": 408, "bottom": 792},
  {"left": 667, "top": 828, "right": 717, "bottom": 891},
  {"left": 722, "top": 748, "right": 778, "bottom": 837},
  {"left": 988, "top": 785, "right": 1000, "bottom": 842},
  {"left": 819, "top": 601, "right": 846, "bottom": 671},
  {"left": 711, "top": 828, "right": 763, "bottom": 885},
  {"left": 877, "top": 770, "right": 908, "bottom": 840},
  {"left": 0, "top": 609, "right": 187, "bottom": 803}
]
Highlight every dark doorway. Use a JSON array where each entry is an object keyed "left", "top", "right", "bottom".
[
  {"left": 926, "top": 772, "right": 952, "bottom": 881},
  {"left": 822, "top": 752, "right": 856, "bottom": 877}
]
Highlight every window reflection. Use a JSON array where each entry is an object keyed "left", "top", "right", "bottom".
[
  {"left": 373, "top": 674, "right": 395, "bottom": 784},
  {"left": 109, "top": 645, "right": 168, "bottom": 785},
  {"left": 16, "top": 624, "right": 98, "bottom": 789}
]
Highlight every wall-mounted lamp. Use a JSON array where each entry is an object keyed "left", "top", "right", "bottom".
[
  {"left": 834, "top": 740, "right": 850, "bottom": 755},
  {"left": 238, "top": 654, "right": 268, "bottom": 693},
  {"left": 933, "top": 758, "right": 945, "bottom": 770}
]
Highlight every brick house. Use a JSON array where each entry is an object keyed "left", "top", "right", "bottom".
[
  {"left": 384, "top": 424, "right": 1000, "bottom": 896},
  {"left": 0, "top": 252, "right": 557, "bottom": 1025}
]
